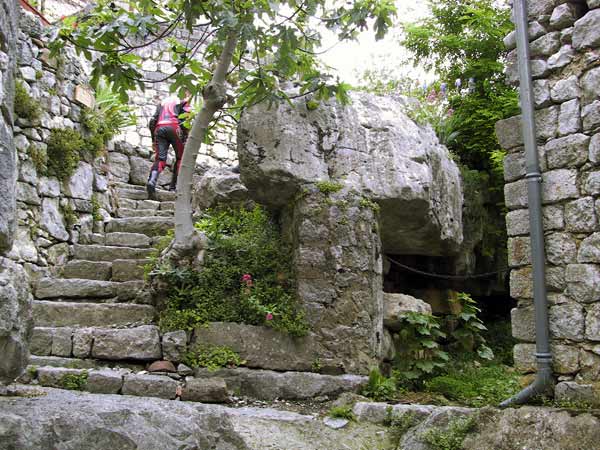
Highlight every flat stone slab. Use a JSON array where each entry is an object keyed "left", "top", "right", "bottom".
[
  {"left": 122, "top": 373, "right": 178, "bottom": 399},
  {"left": 61, "top": 260, "right": 112, "bottom": 281},
  {"left": 192, "top": 322, "right": 321, "bottom": 372},
  {"left": 181, "top": 377, "right": 229, "bottom": 403},
  {"left": 91, "top": 325, "right": 162, "bottom": 361},
  {"left": 105, "top": 217, "right": 174, "bottom": 236},
  {"left": 194, "top": 367, "right": 367, "bottom": 401},
  {"left": 117, "top": 208, "right": 173, "bottom": 218},
  {"left": 35, "top": 278, "right": 122, "bottom": 299},
  {"left": 33, "top": 301, "right": 156, "bottom": 327},
  {"left": 28, "top": 355, "right": 144, "bottom": 371},
  {"left": 72, "top": 244, "right": 155, "bottom": 261},
  {"left": 105, "top": 232, "right": 152, "bottom": 248},
  {"left": 112, "top": 259, "right": 147, "bottom": 282}
]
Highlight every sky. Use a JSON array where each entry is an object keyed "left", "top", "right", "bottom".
[{"left": 317, "top": 1, "right": 433, "bottom": 86}]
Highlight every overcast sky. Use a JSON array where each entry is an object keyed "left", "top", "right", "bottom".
[{"left": 317, "top": 1, "right": 432, "bottom": 86}]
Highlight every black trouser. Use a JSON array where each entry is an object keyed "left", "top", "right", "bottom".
[{"left": 151, "top": 125, "right": 184, "bottom": 175}]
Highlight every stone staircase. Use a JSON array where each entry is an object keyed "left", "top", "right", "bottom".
[{"left": 25, "top": 181, "right": 367, "bottom": 404}]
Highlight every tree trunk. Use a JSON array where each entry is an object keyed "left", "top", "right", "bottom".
[{"left": 173, "top": 30, "right": 238, "bottom": 246}]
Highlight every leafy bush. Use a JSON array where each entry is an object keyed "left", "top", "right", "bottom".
[
  {"left": 27, "top": 144, "right": 48, "bottom": 173},
  {"left": 421, "top": 416, "right": 476, "bottom": 450},
  {"left": 182, "top": 344, "right": 244, "bottom": 371},
  {"left": 361, "top": 368, "right": 397, "bottom": 401},
  {"left": 46, "top": 128, "right": 85, "bottom": 180},
  {"left": 14, "top": 80, "right": 41, "bottom": 121},
  {"left": 446, "top": 292, "right": 494, "bottom": 360},
  {"left": 156, "top": 205, "right": 309, "bottom": 336}
]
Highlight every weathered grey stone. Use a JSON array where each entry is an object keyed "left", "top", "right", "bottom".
[
  {"left": 530, "top": 32, "right": 561, "bottom": 56},
  {"left": 551, "top": 75, "right": 580, "bottom": 103},
  {"left": 16, "top": 181, "right": 40, "bottom": 205},
  {"left": 496, "top": 115, "right": 523, "bottom": 149},
  {"left": 504, "top": 179, "right": 528, "bottom": 209},
  {"left": 111, "top": 259, "right": 146, "bottom": 282},
  {"left": 92, "top": 326, "right": 162, "bottom": 360},
  {"left": 579, "top": 233, "right": 600, "bottom": 263},
  {"left": 35, "top": 278, "right": 121, "bottom": 299},
  {"left": 565, "top": 197, "right": 597, "bottom": 232},
  {"left": 105, "top": 217, "right": 174, "bottom": 236},
  {"left": 583, "top": 170, "right": 600, "bottom": 195},
  {"left": 181, "top": 377, "right": 229, "bottom": 403},
  {"left": 511, "top": 307, "right": 535, "bottom": 342},
  {"left": 503, "top": 152, "right": 525, "bottom": 182},
  {"left": 0, "top": 257, "right": 32, "bottom": 383},
  {"left": 38, "top": 176, "right": 60, "bottom": 197},
  {"left": 72, "top": 244, "right": 155, "bottom": 261},
  {"left": 51, "top": 327, "right": 72, "bottom": 357},
  {"left": 383, "top": 293, "right": 431, "bottom": 331},
  {"left": 94, "top": 173, "right": 108, "bottom": 192},
  {"left": 34, "top": 301, "right": 156, "bottom": 327},
  {"left": 129, "top": 155, "right": 153, "bottom": 186},
  {"left": 550, "top": 3, "right": 576, "bottom": 29},
  {"left": 549, "top": 302, "right": 584, "bottom": 341},
  {"left": 107, "top": 152, "right": 131, "bottom": 182},
  {"left": 542, "top": 169, "right": 578, "bottom": 203},
  {"left": 553, "top": 344, "right": 580, "bottom": 374},
  {"left": 86, "top": 369, "right": 125, "bottom": 394},
  {"left": 195, "top": 367, "right": 367, "bottom": 401},
  {"left": 582, "top": 67, "right": 600, "bottom": 105},
  {"left": 545, "top": 232, "right": 577, "bottom": 265},
  {"left": 566, "top": 264, "right": 600, "bottom": 303},
  {"left": 536, "top": 106, "right": 559, "bottom": 140},
  {"left": 193, "top": 322, "right": 319, "bottom": 373},
  {"left": 533, "top": 79, "right": 551, "bottom": 108},
  {"left": 547, "top": 45, "right": 575, "bottom": 69},
  {"left": 585, "top": 303, "right": 600, "bottom": 341},
  {"left": 510, "top": 266, "right": 533, "bottom": 299},
  {"left": 64, "top": 162, "right": 93, "bottom": 200},
  {"left": 193, "top": 168, "right": 250, "bottom": 211},
  {"left": 30, "top": 327, "right": 53, "bottom": 356},
  {"left": 238, "top": 92, "right": 463, "bottom": 256},
  {"left": 162, "top": 330, "right": 187, "bottom": 363},
  {"left": 555, "top": 381, "right": 600, "bottom": 406},
  {"left": 105, "top": 232, "right": 151, "bottom": 248},
  {"left": 40, "top": 197, "right": 69, "bottom": 241},
  {"left": 561, "top": 26, "right": 573, "bottom": 44},
  {"left": 589, "top": 0, "right": 600, "bottom": 8},
  {"left": 138, "top": 199, "right": 160, "bottom": 210},
  {"left": 36, "top": 367, "right": 87, "bottom": 389},
  {"left": 558, "top": 99, "right": 581, "bottom": 136},
  {"left": 72, "top": 328, "right": 94, "bottom": 358},
  {"left": 12, "top": 226, "right": 38, "bottom": 263},
  {"left": 513, "top": 343, "right": 536, "bottom": 373},
  {"left": 590, "top": 133, "right": 600, "bottom": 164},
  {"left": 573, "top": 9, "right": 600, "bottom": 49},
  {"left": 577, "top": 349, "right": 600, "bottom": 382},
  {"left": 546, "top": 134, "right": 588, "bottom": 169},
  {"left": 508, "top": 236, "right": 531, "bottom": 267},
  {"left": 62, "top": 260, "right": 112, "bottom": 281},
  {"left": 583, "top": 101, "right": 600, "bottom": 131},
  {"left": 122, "top": 374, "right": 177, "bottom": 399}
]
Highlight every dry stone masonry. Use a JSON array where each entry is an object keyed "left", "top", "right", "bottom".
[{"left": 497, "top": 0, "right": 600, "bottom": 402}]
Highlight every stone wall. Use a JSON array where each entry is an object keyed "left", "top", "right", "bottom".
[
  {"left": 0, "top": 0, "right": 33, "bottom": 385},
  {"left": 497, "top": 0, "right": 600, "bottom": 398}
]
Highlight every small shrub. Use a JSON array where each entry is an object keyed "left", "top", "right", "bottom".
[
  {"left": 46, "top": 128, "right": 85, "bottom": 180},
  {"left": 421, "top": 416, "right": 475, "bottom": 450},
  {"left": 362, "top": 368, "right": 397, "bottom": 401},
  {"left": 27, "top": 366, "right": 38, "bottom": 378},
  {"left": 182, "top": 344, "right": 244, "bottom": 371},
  {"left": 61, "top": 202, "right": 77, "bottom": 230},
  {"left": 359, "top": 197, "right": 380, "bottom": 213},
  {"left": 14, "top": 80, "right": 41, "bottom": 121},
  {"left": 91, "top": 195, "right": 102, "bottom": 222},
  {"left": 315, "top": 181, "right": 343, "bottom": 195},
  {"left": 387, "top": 412, "right": 418, "bottom": 449},
  {"left": 328, "top": 405, "right": 355, "bottom": 421},
  {"left": 59, "top": 371, "right": 88, "bottom": 390},
  {"left": 446, "top": 292, "right": 494, "bottom": 360},
  {"left": 27, "top": 144, "right": 48, "bottom": 174}
]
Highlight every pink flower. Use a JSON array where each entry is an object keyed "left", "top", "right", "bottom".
[
  {"left": 446, "top": 108, "right": 454, "bottom": 117},
  {"left": 265, "top": 313, "right": 273, "bottom": 321},
  {"left": 241, "top": 274, "right": 252, "bottom": 282}
]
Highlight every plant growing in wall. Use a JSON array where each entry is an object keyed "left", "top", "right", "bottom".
[
  {"left": 14, "top": 80, "right": 42, "bottom": 122},
  {"left": 49, "top": 0, "right": 397, "bottom": 256}
]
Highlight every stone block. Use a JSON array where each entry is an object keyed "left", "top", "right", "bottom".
[
  {"left": 16, "top": 182, "right": 40, "bottom": 206},
  {"left": 530, "top": 32, "right": 561, "bottom": 56},
  {"left": 383, "top": 293, "right": 432, "bottom": 331},
  {"left": 577, "top": 349, "right": 600, "bottom": 382},
  {"left": 586, "top": 303, "right": 600, "bottom": 341},
  {"left": 510, "top": 266, "right": 533, "bottom": 299},
  {"left": 71, "top": 244, "right": 155, "bottom": 261},
  {"left": 553, "top": 344, "right": 580, "bottom": 374},
  {"left": 129, "top": 156, "right": 153, "bottom": 186},
  {"left": 547, "top": 265, "right": 566, "bottom": 292},
  {"left": 579, "top": 233, "right": 600, "bottom": 263},
  {"left": 495, "top": 115, "right": 523, "bottom": 150},
  {"left": 550, "top": 3, "right": 576, "bottom": 29},
  {"left": 536, "top": 106, "right": 559, "bottom": 141},
  {"left": 64, "top": 162, "right": 93, "bottom": 200},
  {"left": 542, "top": 169, "right": 578, "bottom": 203},
  {"left": 181, "top": 377, "right": 229, "bottom": 403},
  {"left": 73, "top": 85, "right": 94, "bottom": 108},
  {"left": 583, "top": 101, "right": 600, "bottom": 131},
  {"left": 41, "top": 197, "right": 69, "bottom": 241},
  {"left": 558, "top": 100, "right": 582, "bottom": 136},
  {"left": 33, "top": 301, "right": 155, "bottom": 327},
  {"left": 545, "top": 232, "right": 577, "bottom": 265},
  {"left": 107, "top": 152, "right": 130, "bottom": 182},
  {"left": 91, "top": 326, "right": 162, "bottom": 361},
  {"left": 105, "top": 232, "right": 151, "bottom": 248},
  {"left": 582, "top": 67, "right": 600, "bottom": 105},
  {"left": 503, "top": 152, "right": 525, "bottom": 182},
  {"left": 533, "top": 79, "right": 551, "bottom": 108},
  {"left": 513, "top": 343, "right": 536, "bottom": 373},
  {"left": 61, "top": 260, "right": 111, "bottom": 281},
  {"left": 573, "top": 9, "right": 600, "bottom": 49},
  {"left": 508, "top": 236, "right": 531, "bottom": 267},
  {"left": 37, "top": 367, "right": 87, "bottom": 389},
  {"left": 505, "top": 179, "right": 528, "bottom": 210},
  {"left": 555, "top": 381, "right": 600, "bottom": 406},
  {"left": 566, "top": 264, "right": 600, "bottom": 303},
  {"left": 72, "top": 328, "right": 94, "bottom": 358},
  {"left": 122, "top": 374, "right": 177, "bottom": 399},
  {"left": 30, "top": 327, "right": 53, "bottom": 356},
  {"left": 590, "top": 133, "right": 600, "bottom": 165},
  {"left": 162, "top": 330, "right": 187, "bottom": 363},
  {"left": 565, "top": 197, "right": 597, "bottom": 232},
  {"left": 111, "top": 259, "right": 146, "bottom": 282},
  {"left": 51, "top": 327, "right": 72, "bottom": 357},
  {"left": 583, "top": 171, "right": 600, "bottom": 195},
  {"left": 511, "top": 307, "right": 535, "bottom": 342},
  {"left": 550, "top": 75, "right": 580, "bottom": 103},
  {"left": 549, "top": 302, "right": 584, "bottom": 341},
  {"left": 86, "top": 369, "right": 124, "bottom": 394},
  {"left": 547, "top": 45, "right": 575, "bottom": 69}
]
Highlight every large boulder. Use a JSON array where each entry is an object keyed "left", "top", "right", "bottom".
[
  {"left": 192, "top": 167, "right": 250, "bottom": 211},
  {"left": 383, "top": 293, "right": 432, "bottom": 331},
  {"left": 0, "top": 0, "right": 18, "bottom": 254},
  {"left": 0, "top": 257, "right": 33, "bottom": 384},
  {"left": 238, "top": 92, "right": 463, "bottom": 256}
]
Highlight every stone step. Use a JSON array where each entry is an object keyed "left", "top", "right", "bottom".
[
  {"left": 61, "top": 260, "right": 112, "bottom": 281},
  {"left": 35, "top": 278, "right": 143, "bottom": 299},
  {"left": 32, "top": 301, "right": 156, "bottom": 327},
  {"left": 105, "top": 217, "right": 174, "bottom": 236},
  {"left": 116, "top": 208, "right": 173, "bottom": 218},
  {"left": 27, "top": 355, "right": 144, "bottom": 372},
  {"left": 160, "top": 201, "right": 175, "bottom": 211},
  {"left": 72, "top": 244, "right": 155, "bottom": 261},
  {"left": 115, "top": 185, "right": 176, "bottom": 202},
  {"left": 112, "top": 259, "right": 147, "bottom": 282},
  {"left": 105, "top": 232, "right": 152, "bottom": 248},
  {"left": 138, "top": 199, "right": 161, "bottom": 210}
]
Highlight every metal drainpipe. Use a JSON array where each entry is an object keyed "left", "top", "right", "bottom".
[{"left": 499, "top": 0, "right": 554, "bottom": 408}]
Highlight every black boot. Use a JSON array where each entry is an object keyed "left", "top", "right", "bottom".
[
  {"left": 146, "top": 170, "right": 159, "bottom": 200},
  {"left": 169, "top": 171, "right": 178, "bottom": 192}
]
